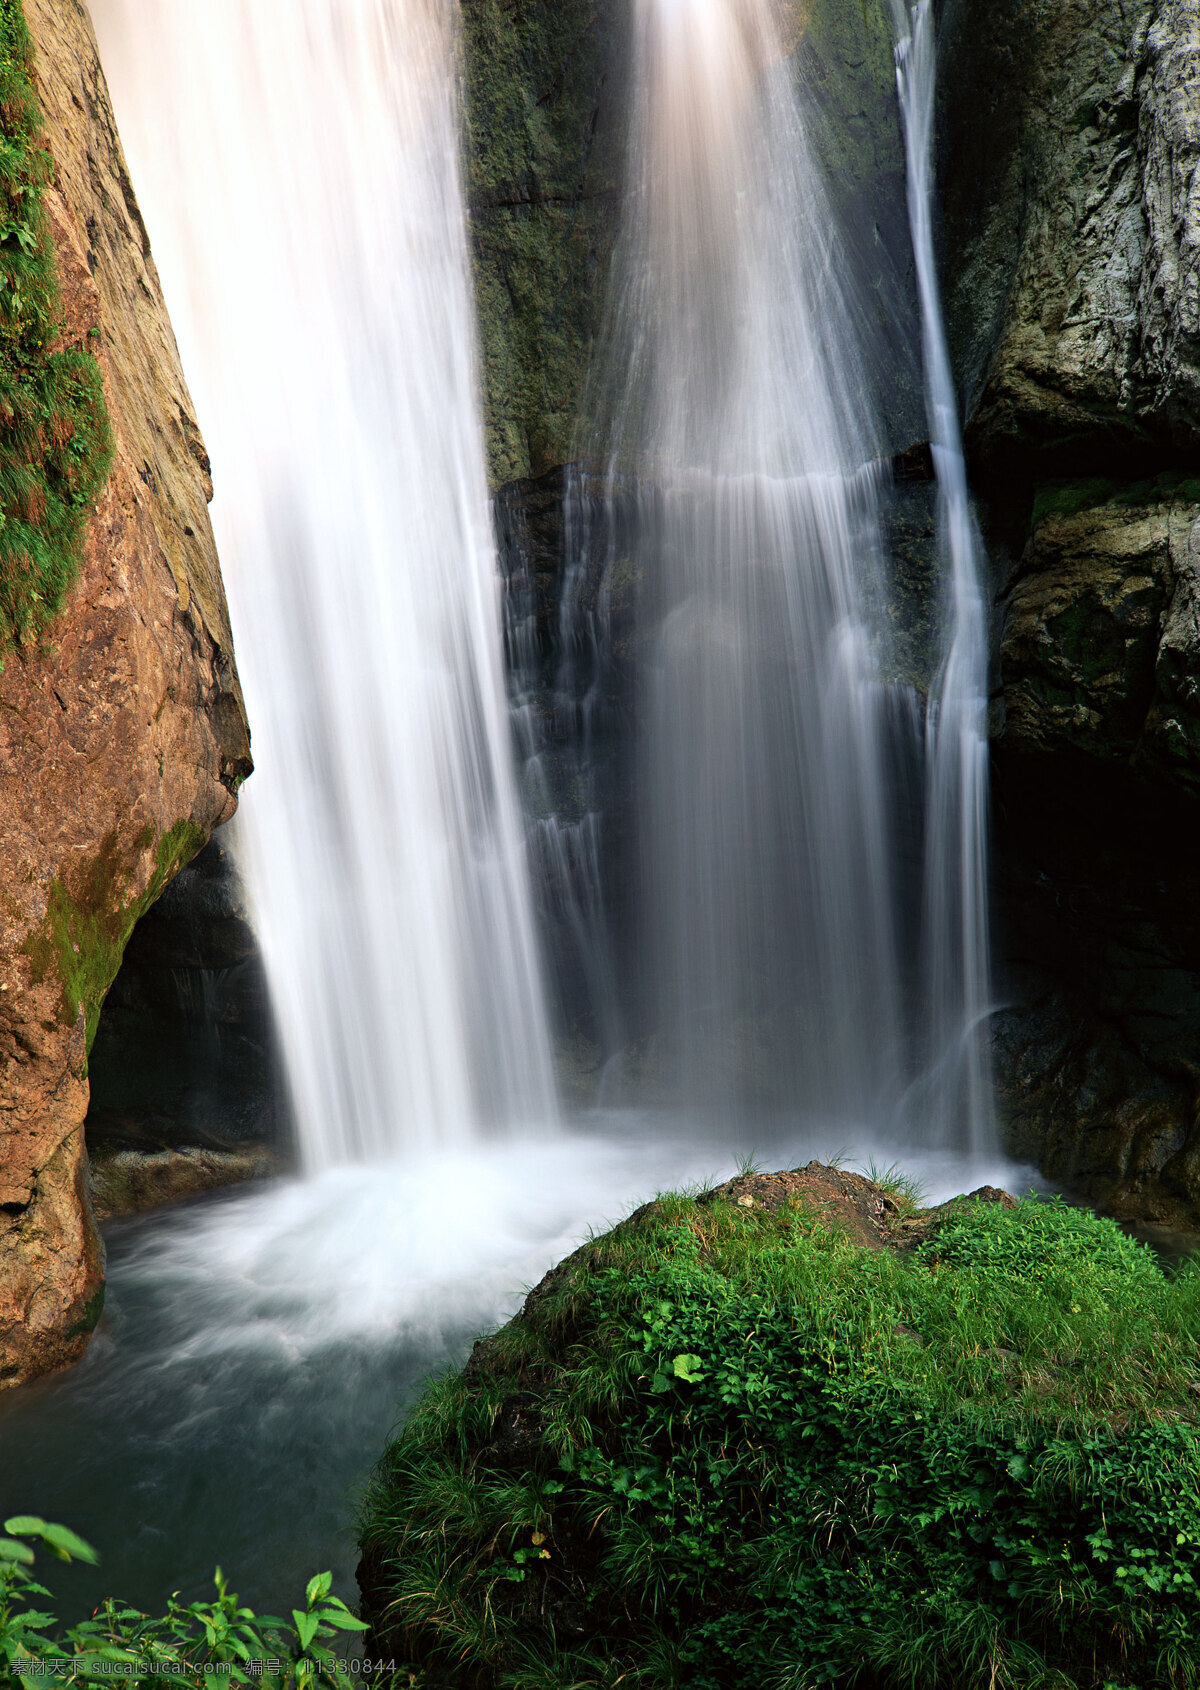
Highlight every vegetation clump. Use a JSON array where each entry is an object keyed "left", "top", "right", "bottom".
[
  {"left": 359, "top": 1165, "right": 1200, "bottom": 1689},
  {"left": 0, "top": 1515, "right": 371, "bottom": 1686},
  {"left": 0, "top": 0, "right": 112, "bottom": 654}
]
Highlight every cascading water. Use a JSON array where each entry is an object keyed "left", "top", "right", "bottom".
[
  {"left": 576, "top": 0, "right": 911, "bottom": 1118},
  {"left": 0, "top": 0, "right": 1031, "bottom": 1621},
  {"left": 90, "top": 0, "right": 558, "bottom": 1168},
  {"left": 496, "top": 483, "right": 626, "bottom": 1069},
  {"left": 890, "top": 0, "right": 997, "bottom": 1151}
]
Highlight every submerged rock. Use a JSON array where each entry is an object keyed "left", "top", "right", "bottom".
[{"left": 88, "top": 1143, "right": 282, "bottom": 1223}]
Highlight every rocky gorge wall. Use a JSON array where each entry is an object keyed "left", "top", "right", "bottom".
[
  {"left": 0, "top": 0, "right": 249, "bottom": 1387},
  {"left": 941, "top": 0, "right": 1200, "bottom": 1222}
]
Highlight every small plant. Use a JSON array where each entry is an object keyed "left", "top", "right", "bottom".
[
  {"left": 861, "top": 1157, "right": 926, "bottom": 1214},
  {"left": 0, "top": 1516, "right": 377, "bottom": 1687}
]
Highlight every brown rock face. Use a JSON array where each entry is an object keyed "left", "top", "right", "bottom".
[{"left": 0, "top": 0, "right": 250, "bottom": 1387}]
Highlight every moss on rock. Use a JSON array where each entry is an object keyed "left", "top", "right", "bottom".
[
  {"left": 0, "top": 0, "right": 113, "bottom": 651},
  {"left": 19, "top": 817, "right": 206, "bottom": 1055},
  {"left": 462, "top": 0, "right": 625, "bottom": 486},
  {"left": 359, "top": 1165, "right": 1200, "bottom": 1689}
]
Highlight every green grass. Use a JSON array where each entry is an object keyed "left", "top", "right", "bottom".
[
  {"left": 0, "top": 0, "right": 113, "bottom": 655},
  {"left": 360, "top": 1185, "right": 1200, "bottom": 1689}
]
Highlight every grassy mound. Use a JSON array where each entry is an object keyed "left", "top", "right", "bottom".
[
  {"left": 359, "top": 1165, "right": 1200, "bottom": 1690},
  {"left": 0, "top": 0, "right": 112, "bottom": 655}
]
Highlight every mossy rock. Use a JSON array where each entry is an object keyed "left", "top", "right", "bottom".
[
  {"left": 359, "top": 1164, "right": 1200, "bottom": 1689},
  {"left": 0, "top": 0, "right": 113, "bottom": 651},
  {"left": 19, "top": 817, "right": 207, "bottom": 1057}
]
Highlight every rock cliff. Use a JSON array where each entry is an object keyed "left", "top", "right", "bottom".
[
  {"left": 0, "top": 0, "right": 250, "bottom": 1386},
  {"left": 944, "top": 0, "right": 1200, "bottom": 471},
  {"left": 943, "top": 0, "right": 1200, "bottom": 1220}
]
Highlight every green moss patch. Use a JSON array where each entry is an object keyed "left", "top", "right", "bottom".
[
  {"left": 0, "top": 0, "right": 113, "bottom": 654},
  {"left": 360, "top": 1169, "right": 1200, "bottom": 1689},
  {"left": 462, "top": 0, "right": 623, "bottom": 485},
  {"left": 20, "top": 818, "right": 206, "bottom": 1053},
  {"left": 1032, "top": 473, "right": 1200, "bottom": 529}
]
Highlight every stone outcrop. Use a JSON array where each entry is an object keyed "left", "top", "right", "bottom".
[
  {"left": 1001, "top": 479, "right": 1200, "bottom": 792},
  {"left": 944, "top": 0, "right": 1200, "bottom": 475},
  {"left": 943, "top": 0, "right": 1200, "bottom": 1220},
  {"left": 89, "top": 1143, "right": 281, "bottom": 1224},
  {"left": 0, "top": 0, "right": 249, "bottom": 1386}
]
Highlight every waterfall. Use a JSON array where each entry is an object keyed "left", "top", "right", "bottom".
[
  {"left": 890, "top": 0, "right": 997, "bottom": 1151},
  {"left": 577, "top": 0, "right": 912, "bottom": 1117},
  {"left": 91, "top": 0, "right": 558, "bottom": 1167}
]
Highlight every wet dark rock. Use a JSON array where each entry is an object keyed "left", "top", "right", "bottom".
[
  {"left": 943, "top": 0, "right": 1200, "bottom": 481},
  {"left": 992, "top": 754, "right": 1200, "bottom": 1227},
  {"left": 1000, "top": 482, "right": 1200, "bottom": 788},
  {"left": 89, "top": 1143, "right": 283, "bottom": 1222},
  {"left": 941, "top": 0, "right": 1200, "bottom": 1221},
  {"left": 85, "top": 830, "right": 291, "bottom": 1175}
]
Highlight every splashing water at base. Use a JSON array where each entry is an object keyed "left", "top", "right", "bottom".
[
  {"left": 89, "top": 0, "right": 558, "bottom": 1168},
  {"left": 0, "top": 1121, "right": 1037, "bottom": 1619}
]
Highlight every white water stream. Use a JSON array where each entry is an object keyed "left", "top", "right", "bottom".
[
  {"left": 890, "top": 0, "right": 997, "bottom": 1151},
  {"left": 90, "top": 0, "right": 558, "bottom": 1167},
  {"left": 591, "top": 0, "right": 908, "bottom": 1116},
  {"left": 559, "top": 0, "right": 996, "bottom": 1143}
]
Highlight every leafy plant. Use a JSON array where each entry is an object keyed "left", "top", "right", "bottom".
[
  {"left": 360, "top": 1185, "right": 1200, "bottom": 1689},
  {"left": 0, "top": 1517, "right": 377, "bottom": 1687}
]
